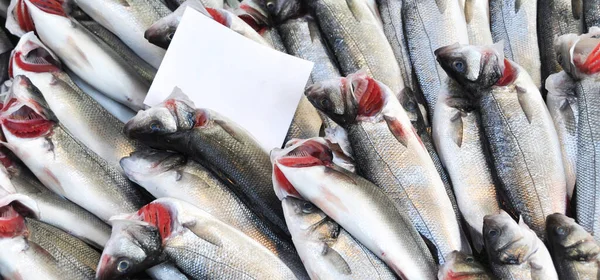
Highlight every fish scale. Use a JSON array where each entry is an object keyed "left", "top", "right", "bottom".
[{"left": 584, "top": 0, "right": 600, "bottom": 31}]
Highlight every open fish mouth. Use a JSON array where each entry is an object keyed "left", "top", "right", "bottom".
[
  {"left": 2, "top": 105, "right": 52, "bottom": 138},
  {"left": 0, "top": 204, "right": 26, "bottom": 238},
  {"left": 10, "top": 33, "right": 61, "bottom": 76},
  {"left": 276, "top": 139, "right": 333, "bottom": 168}
]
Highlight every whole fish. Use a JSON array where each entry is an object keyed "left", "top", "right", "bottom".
[
  {"left": 307, "top": 0, "right": 404, "bottom": 97},
  {"left": 124, "top": 91, "right": 288, "bottom": 235},
  {"left": 282, "top": 197, "right": 396, "bottom": 280},
  {"left": 483, "top": 211, "right": 558, "bottom": 280},
  {"left": 271, "top": 138, "right": 438, "bottom": 279},
  {"left": 437, "top": 251, "right": 495, "bottom": 280},
  {"left": 0, "top": 75, "right": 149, "bottom": 222},
  {"left": 460, "top": 0, "right": 494, "bottom": 45},
  {"left": 98, "top": 198, "right": 298, "bottom": 280},
  {"left": 0, "top": 149, "right": 111, "bottom": 249},
  {"left": 6, "top": 0, "right": 151, "bottom": 111},
  {"left": 120, "top": 149, "right": 308, "bottom": 279},
  {"left": 537, "top": 0, "right": 583, "bottom": 95},
  {"left": 10, "top": 32, "right": 142, "bottom": 172},
  {"left": 402, "top": 0, "right": 469, "bottom": 118},
  {"left": 305, "top": 72, "right": 470, "bottom": 263},
  {"left": 433, "top": 77, "right": 501, "bottom": 252},
  {"left": 546, "top": 213, "right": 600, "bottom": 280},
  {"left": 436, "top": 43, "right": 567, "bottom": 238},
  {"left": 546, "top": 71, "right": 578, "bottom": 199},
  {"left": 583, "top": 0, "right": 600, "bottom": 31},
  {"left": 69, "top": 0, "right": 170, "bottom": 68},
  {"left": 489, "top": 0, "right": 542, "bottom": 88}
]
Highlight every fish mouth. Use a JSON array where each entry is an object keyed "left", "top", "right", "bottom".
[
  {"left": 1, "top": 104, "right": 52, "bottom": 138},
  {"left": 120, "top": 150, "right": 186, "bottom": 180},
  {"left": 276, "top": 139, "right": 333, "bottom": 168},
  {"left": 239, "top": 2, "right": 270, "bottom": 26},
  {"left": 0, "top": 204, "right": 27, "bottom": 238},
  {"left": 11, "top": 33, "right": 61, "bottom": 76},
  {"left": 96, "top": 255, "right": 120, "bottom": 280}
]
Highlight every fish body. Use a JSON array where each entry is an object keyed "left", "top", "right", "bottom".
[
  {"left": 461, "top": 0, "right": 494, "bottom": 45},
  {"left": 271, "top": 138, "right": 437, "bottom": 279},
  {"left": 72, "top": 0, "right": 169, "bottom": 68},
  {"left": 584, "top": 0, "right": 600, "bottom": 31},
  {"left": 6, "top": 0, "right": 151, "bottom": 111},
  {"left": 546, "top": 213, "right": 600, "bottom": 280},
  {"left": 402, "top": 0, "right": 469, "bottom": 117},
  {"left": 433, "top": 77, "right": 501, "bottom": 252},
  {"left": 282, "top": 197, "right": 396, "bottom": 280},
  {"left": 546, "top": 71, "right": 578, "bottom": 199},
  {"left": 305, "top": 72, "right": 470, "bottom": 262},
  {"left": 438, "top": 251, "right": 495, "bottom": 280},
  {"left": 484, "top": 211, "right": 558, "bottom": 280},
  {"left": 489, "top": 0, "right": 542, "bottom": 88}
]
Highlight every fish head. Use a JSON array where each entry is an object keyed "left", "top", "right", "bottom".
[
  {"left": 438, "top": 251, "right": 490, "bottom": 280},
  {"left": 10, "top": 32, "right": 61, "bottom": 77},
  {"left": 554, "top": 34, "right": 579, "bottom": 77},
  {"left": 435, "top": 42, "right": 504, "bottom": 92},
  {"left": 97, "top": 217, "right": 164, "bottom": 280},
  {"left": 0, "top": 75, "right": 55, "bottom": 140},
  {"left": 305, "top": 78, "right": 356, "bottom": 126},
  {"left": 239, "top": 0, "right": 302, "bottom": 25},
  {"left": 120, "top": 149, "right": 187, "bottom": 185},
  {"left": 483, "top": 211, "right": 534, "bottom": 264},
  {"left": 0, "top": 204, "right": 27, "bottom": 239},
  {"left": 271, "top": 138, "right": 334, "bottom": 199},
  {"left": 145, "top": 12, "right": 179, "bottom": 49},
  {"left": 282, "top": 197, "right": 338, "bottom": 240},
  {"left": 546, "top": 213, "right": 599, "bottom": 260}
]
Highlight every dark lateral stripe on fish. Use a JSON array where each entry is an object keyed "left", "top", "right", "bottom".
[
  {"left": 28, "top": 0, "right": 66, "bottom": 17},
  {"left": 138, "top": 203, "right": 173, "bottom": 242}
]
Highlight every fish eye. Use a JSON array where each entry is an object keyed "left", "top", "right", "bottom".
[
  {"left": 319, "top": 98, "right": 331, "bottom": 109},
  {"left": 557, "top": 53, "right": 563, "bottom": 64},
  {"left": 465, "top": 256, "right": 474, "bottom": 263},
  {"left": 149, "top": 121, "right": 162, "bottom": 132},
  {"left": 405, "top": 100, "right": 417, "bottom": 111},
  {"left": 167, "top": 33, "right": 175, "bottom": 41},
  {"left": 266, "top": 1, "right": 275, "bottom": 12},
  {"left": 487, "top": 228, "right": 500, "bottom": 238},
  {"left": 302, "top": 202, "right": 313, "bottom": 213},
  {"left": 117, "top": 258, "right": 131, "bottom": 273},
  {"left": 452, "top": 60, "right": 466, "bottom": 73},
  {"left": 555, "top": 226, "right": 568, "bottom": 236}
]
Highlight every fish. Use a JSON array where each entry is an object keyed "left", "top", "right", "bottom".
[
  {"left": 238, "top": 0, "right": 304, "bottom": 25},
  {"left": 67, "top": 0, "right": 170, "bottom": 68},
  {"left": 545, "top": 71, "right": 578, "bottom": 199},
  {"left": 437, "top": 251, "right": 495, "bottom": 280},
  {"left": 120, "top": 149, "right": 308, "bottom": 279},
  {"left": 97, "top": 198, "right": 298, "bottom": 280},
  {"left": 546, "top": 213, "right": 600, "bottom": 280},
  {"left": 483, "top": 211, "right": 559, "bottom": 280},
  {"left": 305, "top": 72, "right": 471, "bottom": 263},
  {"left": 0, "top": 28, "right": 13, "bottom": 82},
  {"left": 402, "top": 0, "right": 469, "bottom": 118},
  {"left": 123, "top": 89, "right": 288, "bottom": 235},
  {"left": 0, "top": 75, "right": 149, "bottom": 222},
  {"left": 6, "top": 0, "right": 151, "bottom": 111},
  {"left": 271, "top": 137, "right": 438, "bottom": 279},
  {"left": 0, "top": 148, "right": 111, "bottom": 249},
  {"left": 435, "top": 43, "right": 567, "bottom": 239},
  {"left": 432, "top": 77, "right": 501, "bottom": 253},
  {"left": 460, "top": 0, "right": 494, "bottom": 45},
  {"left": 489, "top": 0, "right": 542, "bottom": 88},
  {"left": 282, "top": 197, "right": 397, "bottom": 280},
  {"left": 307, "top": 0, "right": 405, "bottom": 98},
  {"left": 537, "top": 0, "right": 583, "bottom": 96},
  {"left": 583, "top": 0, "right": 600, "bottom": 31},
  {"left": 10, "top": 32, "right": 143, "bottom": 172}
]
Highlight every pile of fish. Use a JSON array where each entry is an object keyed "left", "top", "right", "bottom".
[{"left": 0, "top": 0, "right": 597, "bottom": 279}]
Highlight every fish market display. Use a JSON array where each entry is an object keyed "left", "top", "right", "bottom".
[
  {"left": 437, "top": 251, "right": 495, "bottom": 280},
  {"left": 436, "top": 43, "right": 566, "bottom": 238},
  {"left": 305, "top": 72, "right": 470, "bottom": 262}
]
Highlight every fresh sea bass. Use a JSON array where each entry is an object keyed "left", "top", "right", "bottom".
[
  {"left": 584, "top": 0, "right": 600, "bottom": 31},
  {"left": 437, "top": 251, "right": 495, "bottom": 280},
  {"left": 546, "top": 71, "right": 578, "bottom": 199},
  {"left": 0, "top": 149, "right": 111, "bottom": 249},
  {"left": 282, "top": 197, "right": 396, "bottom": 280},
  {"left": 484, "top": 211, "right": 558, "bottom": 280},
  {"left": 70, "top": 0, "right": 170, "bottom": 68},
  {"left": 10, "top": 32, "right": 142, "bottom": 172},
  {"left": 546, "top": 213, "right": 600, "bottom": 280},
  {"left": 459, "top": 0, "right": 494, "bottom": 45},
  {"left": 120, "top": 149, "right": 308, "bottom": 279},
  {"left": 124, "top": 90, "right": 288, "bottom": 235},
  {"left": 436, "top": 43, "right": 567, "bottom": 238},
  {"left": 402, "top": 0, "right": 469, "bottom": 117},
  {"left": 489, "top": 0, "right": 541, "bottom": 88},
  {"left": 98, "top": 198, "right": 298, "bottom": 280},
  {"left": 6, "top": 0, "right": 151, "bottom": 111},
  {"left": 271, "top": 138, "right": 437, "bottom": 279},
  {"left": 305, "top": 72, "right": 470, "bottom": 262},
  {"left": 433, "top": 77, "right": 501, "bottom": 252},
  {"left": 537, "top": 0, "right": 583, "bottom": 94},
  {"left": 0, "top": 76, "right": 149, "bottom": 222}
]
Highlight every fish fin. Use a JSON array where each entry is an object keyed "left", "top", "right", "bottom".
[
  {"left": 383, "top": 115, "right": 408, "bottom": 148},
  {"left": 165, "top": 87, "right": 195, "bottom": 107},
  {"left": 113, "top": 0, "right": 130, "bottom": 7},
  {"left": 517, "top": 215, "right": 530, "bottom": 229},
  {"left": 320, "top": 243, "right": 352, "bottom": 275},
  {"left": 572, "top": 0, "right": 582, "bottom": 20},
  {"left": 434, "top": 0, "right": 447, "bottom": 14},
  {"left": 449, "top": 111, "right": 464, "bottom": 147},
  {"left": 213, "top": 119, "right": 247, "bottom": 144},
  {"left": 516, "top": 86, "right": 534, "bottom": 124},
  {"left": 464, "top": 0, "right": 474, "bottom": 23},
  {"left": 184, "top": 221, "right": 223, "bottom": 247},
  {"left": 186, "top": 0, "right": 210, "bottom": 17}
]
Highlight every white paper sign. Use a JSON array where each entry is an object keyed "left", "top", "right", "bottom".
[{"left": 145, "top": 8, "right": 314, "bottom": 151}]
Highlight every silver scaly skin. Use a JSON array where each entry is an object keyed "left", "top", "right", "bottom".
[
  {"left": 489, "top": 0, "right": 542, "bottom": 88},
  {"left": 546, "top": 71, "right": 578, "bottom": 199},
  {"left": 546, "top": 213, "right": 600, "bottom": 280},
  {"left": 435, "top": 43, "right": 567, "bottom": 239},
  {"left": 305, "top": 72, "right": 470, "bottom": 263},
  {"left": 0, "top": 76, "right": 149, "bottom": 223},
  {"left": 459, "top": 0, "right": 494, "bottom": 45},
  {"left": 583, "top": 0, "right": 600, "bottom": 31},
  {"left": 484, "top": 211, "right": 558, "bottom": 280},
  {"left": 120, "top": 149, "right": 308, "bottom": 279},
  {"left": 282, "top": 197, "right": 396, "bottom": 280}
]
